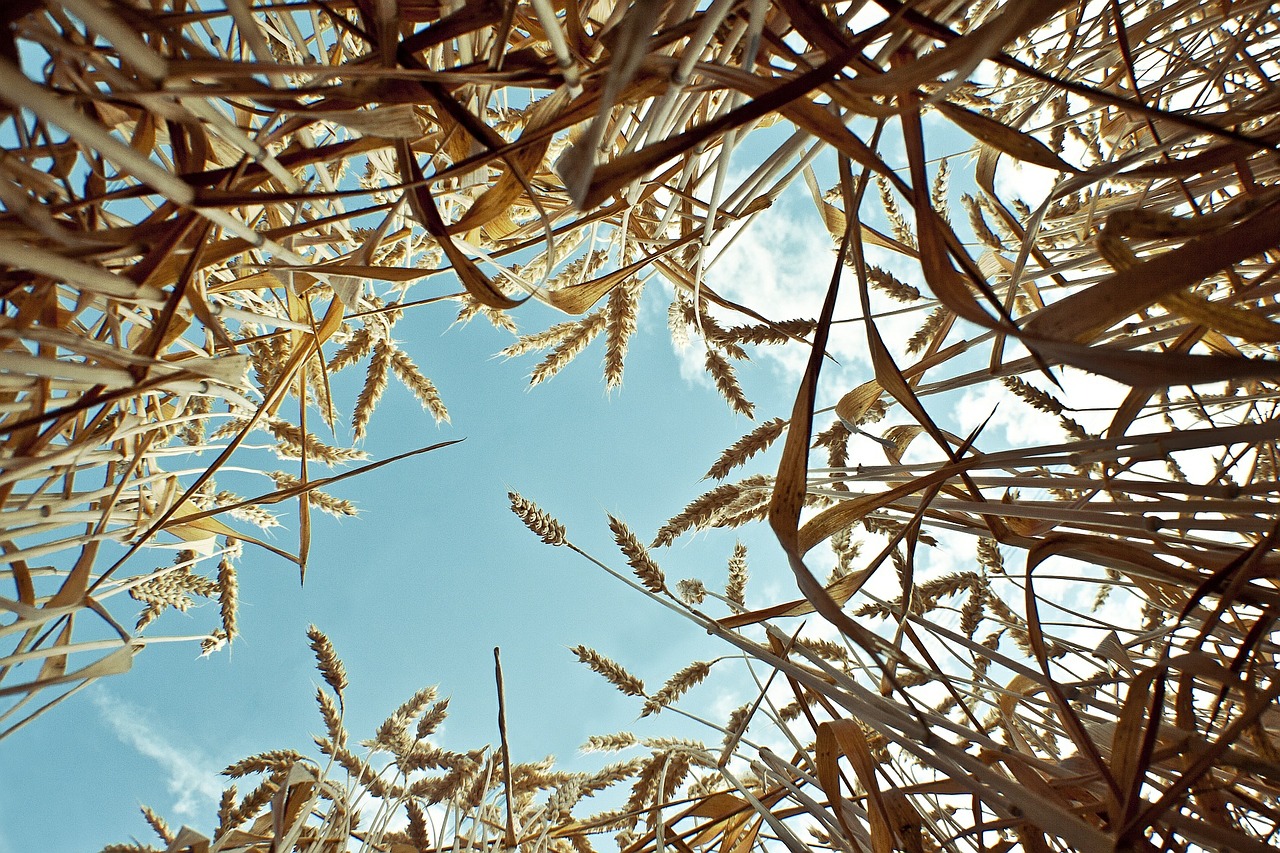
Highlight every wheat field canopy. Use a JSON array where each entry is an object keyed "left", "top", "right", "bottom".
[{"left": 2, "top": 0, "right": 1280, "bottom": 851}]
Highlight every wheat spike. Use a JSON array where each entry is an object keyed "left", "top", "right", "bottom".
[
  {"left": 268, "top": 471, "right": 358, "bottom": 517},
  {"left": 500, "top": 320, "right": 582, "bottom": 358},
  {"left": 930, "top": 157, "right": 951, "bottom": 223},
  {"left": 877, "top": 176, "right": 917, "bottom": 249},
  {"left": 307, "top": 625, "right": 348, "bottom": 701},
  {"left": 139, "top": 805, "right": 173, "bottom": 845},
  {"left": 223, "top": 749, "right": 307, "bottom": 779},
  {"left": 1060, "top": 414, "right": 1091, "bottom": 441},
  {"left": 570, "top": 646, "right": 645, "bottom": 697},
  {"left": 675, "top": 578, "right": 707, "bottom": 605},
  {"left": 651, "top": 482, "right": 742, "bottom": 548},
  {"left": 372, "top": 685, "right": 439, "bottom": 752},
  {"left": 962, "top": 193, "right": 1004, "bottom": 251},
  {"left": 217, "top": 541, "right": 238, "bottom": 640},
  {"left": 974, "top": 542, "right": 1003, "bottom": 580},
  {"left": 508, "top": 491, "right": 567, "bottom": 545},
  {"left": 581, "top": 732, "right": 639, "bottom": 754},
  {"left": 530, "top": 310, "right": 606, "bottom": 386},
  {"left": 315, "top": 686, "right": 345, "bottom": 748},
  {"left": 867, "top": 266, "right": 921, "bottom": 302},
  {"left": 604, "top": 277, "right": 642, "bottom": 389},
  {"left": 214, "top": 417, "right": 367, "bottom": 466},
  {"left": 406, "top": 800, "right": 431, "bottom": 853},
  {"left": 959, "top": 589, "right": 987, "bottom": 640},
  {"left": 416, "top": 697, "right": 450, "bottom": 740},
  {"left": 725, "top": 542, "right": 748, "bottom": 606},
  {"left": 906, "top": 305, "right": 949, "bottom": 354},
  {"left": 352, "top": 339, "right": 393, "bottom": 441},
  {"left": 455, "top": 292, "right": 518, "bottom": 333},
  {"left": 1001, "top": 376, "right": 1065, "bottom": 415},
  {"left": 215, "top": 490, "right": 279, "bottom": 529},
  {"left": 705, "top": 417, "right": 786, "bottom": 480},
  {"left": 720, "top": 318, "right": 817, "bottom": 345},
  {"left": 704, "top": 347, "right": 754, "bottom": 418},
  {"left": 214, "top": 787, "right": 237, "bottom": 838},
  {"left": 640, "top": 661, "right": 712, "bottom": 717},
  {"left": 608, "top": 514, "right": 666, "bottom": 593},
  {"left": 326, "top": 325, "right": 374, "bottom": 373},
  {"left": 388, "top": 346, "right": 449, "bottom": 423}
]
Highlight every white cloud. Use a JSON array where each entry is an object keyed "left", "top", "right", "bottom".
[
  {"left": 92, "top": 690, "right": 224, "bottom": 818},
  {"left": 994, "top": 158, "right": 1059, "bottom": 208}
]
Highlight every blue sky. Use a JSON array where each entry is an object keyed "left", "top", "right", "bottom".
[{"left": 0, "top": 247, "right": 814, "bottom": 852}]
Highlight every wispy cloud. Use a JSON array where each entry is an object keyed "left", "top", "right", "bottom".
[{"left": 92, "top": 690, "right": 225, "bottom": 818}]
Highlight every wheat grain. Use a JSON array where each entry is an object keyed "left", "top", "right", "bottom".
[
  {"left": 705, "top": 417, "right": 786, "bottom": 480},
  {"left": 608, "top": 515, "right": 665, "bottom": 593},
  {"left": 570, "top": 646, "right": 644, "bottom": 697},
  {"left": 508, "top": 491, "right": 567, "bottom": 545}
]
